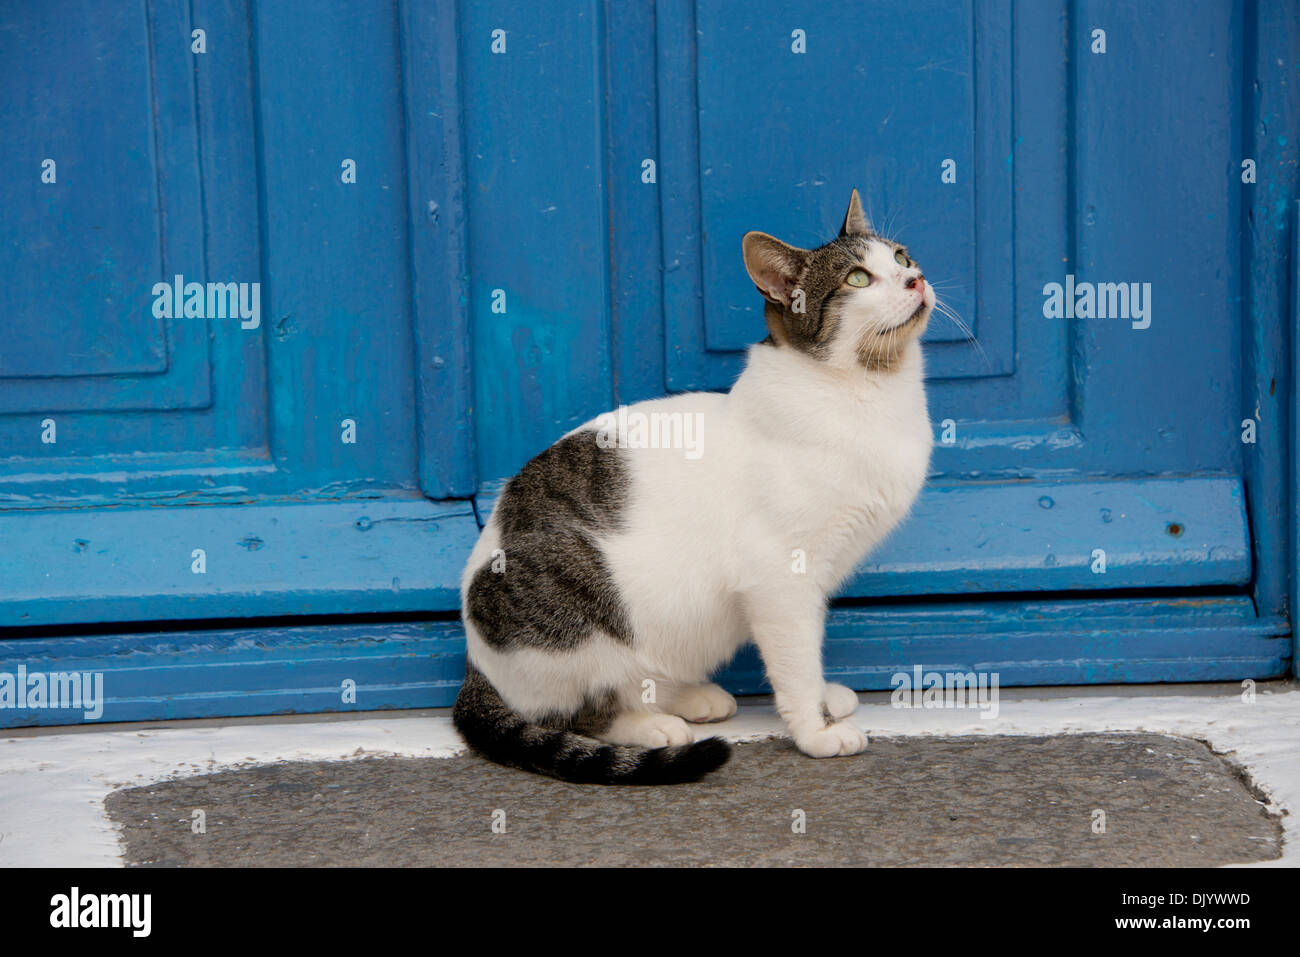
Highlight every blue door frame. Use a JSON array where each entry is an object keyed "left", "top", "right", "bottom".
[{"left": 0, "top": 0, "right": 1296, "bottom": 727}]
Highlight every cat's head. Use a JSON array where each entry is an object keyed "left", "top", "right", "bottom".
[{"left": 742, "top": 189, "right": 932, "bottom": 372}]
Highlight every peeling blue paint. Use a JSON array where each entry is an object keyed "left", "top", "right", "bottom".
[{"left": 0, "top": 0, "right": 1295, "bottom": 719}]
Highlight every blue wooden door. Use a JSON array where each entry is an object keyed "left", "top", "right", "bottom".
[
  {"left": 1, "top": 0, "right": 1295, "bottom": 726},
  {"left": 0, "top": 0, "right": 479, "bottom": 627}
]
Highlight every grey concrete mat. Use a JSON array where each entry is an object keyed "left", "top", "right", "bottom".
[{"left": 105, "top": 732, "right": 1283, "bottom": 867}]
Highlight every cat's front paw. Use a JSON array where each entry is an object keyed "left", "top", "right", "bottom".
[
  {"left": 795, "top": 721, "right": 867, "bottom": 758},
  {"left": 824, "top": 682, "right": 859, "bottom": 720}
]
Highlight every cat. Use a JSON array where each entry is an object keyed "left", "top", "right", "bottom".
[{"left": 453, "top": 190, "right": 933, "bottom": 784}]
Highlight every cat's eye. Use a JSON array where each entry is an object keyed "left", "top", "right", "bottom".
[
  {"left": 894, "top": 249, "right": 910, "bottom": 266},
  {"left": 846, "top": 268, "right": 871, "bottom": 287}
]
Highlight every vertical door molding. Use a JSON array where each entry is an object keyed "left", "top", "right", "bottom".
[
  {"left": 398, "top": 0, "right": 477, "bottom": 499},
  {"left": 1242, "top": 0, "right": 1299, "bottom": 636}
]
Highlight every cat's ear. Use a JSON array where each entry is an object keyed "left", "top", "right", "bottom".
[
  {"left": 839, "top": 188, "right": 872, "bottom": 237},
  {"left": 742, "top": 231, "right": 808, "bottom": 306}
]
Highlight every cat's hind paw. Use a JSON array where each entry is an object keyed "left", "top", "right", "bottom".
[
  {"left": 824, "top": 682, "right": 860, "bottom": 720},
  {"left": 668, "top": 683, "right": 738, "bottom": 723},
  {"left": 603, "top": 712, "right": 695, "bottom": 748}
]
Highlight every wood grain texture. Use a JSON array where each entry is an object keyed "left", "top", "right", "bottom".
[
  {"left": 0, "top": 0, "right": 1292, "bottom": 712},
  {"left": 1243, "top": 1, "right": 1299, "bottom": 645},
  {"left": 400, "top": 0, "right": 478, "bottom": 498},
  {"left": 0, "top": 498, "right": 479, "bottom": 626},
  {"left": 0, "top": 596, "right": 1285, "bottom": 728}
]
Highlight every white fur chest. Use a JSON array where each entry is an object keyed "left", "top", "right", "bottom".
[{"left": 732, "top": 342, "right": 932, "bottom": 591}]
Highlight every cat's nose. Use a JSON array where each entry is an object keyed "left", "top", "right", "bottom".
[{"left": 907, "top": 275, "right": 925, "bottom": 293}]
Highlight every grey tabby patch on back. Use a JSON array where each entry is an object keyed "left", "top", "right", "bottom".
[
  {"left": 743, "top": 189, "right": 926, "bottom": 373},
  {"left": 465, "top": 429, "right": 633, "bottom": 652}
]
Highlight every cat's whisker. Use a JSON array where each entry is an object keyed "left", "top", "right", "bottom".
[
  {"left": 936, "top": 306, "right": 974, "bottom": 342},
  {"left": 876, "top": 208, "right": 903, "bottom": 244},
  {"left": 931, "top": 297, "right": 965, "bottom": 333},
  {"left": 934, "top": 301, "right": 966, "bottom": 330},
  {"left": 929, "top": 293, "right": 993, "bottom": 372}
]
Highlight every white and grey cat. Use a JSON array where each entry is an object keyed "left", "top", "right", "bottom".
[{"left": 454, "top": 190, "right": 933, "bottom": 783}]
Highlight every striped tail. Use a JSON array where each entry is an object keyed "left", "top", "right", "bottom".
[{"left": 452, "top": 664, "right": 731, "bottom": 785}]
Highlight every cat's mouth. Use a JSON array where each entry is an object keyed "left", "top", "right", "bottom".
[{"left": 889, "top": 300, "right": 931, "bottom": 331}]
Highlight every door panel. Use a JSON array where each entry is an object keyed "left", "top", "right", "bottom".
[
  {"left": 645, "top": 0, "right": 1252, "bottom": 598},
  {"left": 661, "top": 0, "right": 1015, "bottom": 386},
  {"left": 457, "top": 0, "right": 617, "bottom": 485},
  {"left": 846, "top": 476, "right": 1250, "bottom": 595},
  {"left": 0, "top": 0, "right": 478, "bottom": 622},
  {"left": 1, "top": 0, "right": 175, "bottom": 380},
  {"left": 0, "top": 498, "right": 478, "bottom": 627},
  {"left": 0, "top": 0, "right": 211, "bottom": 416},
  {"left": 657, "top": 0, "right": 1242, "bottom": 472}
]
